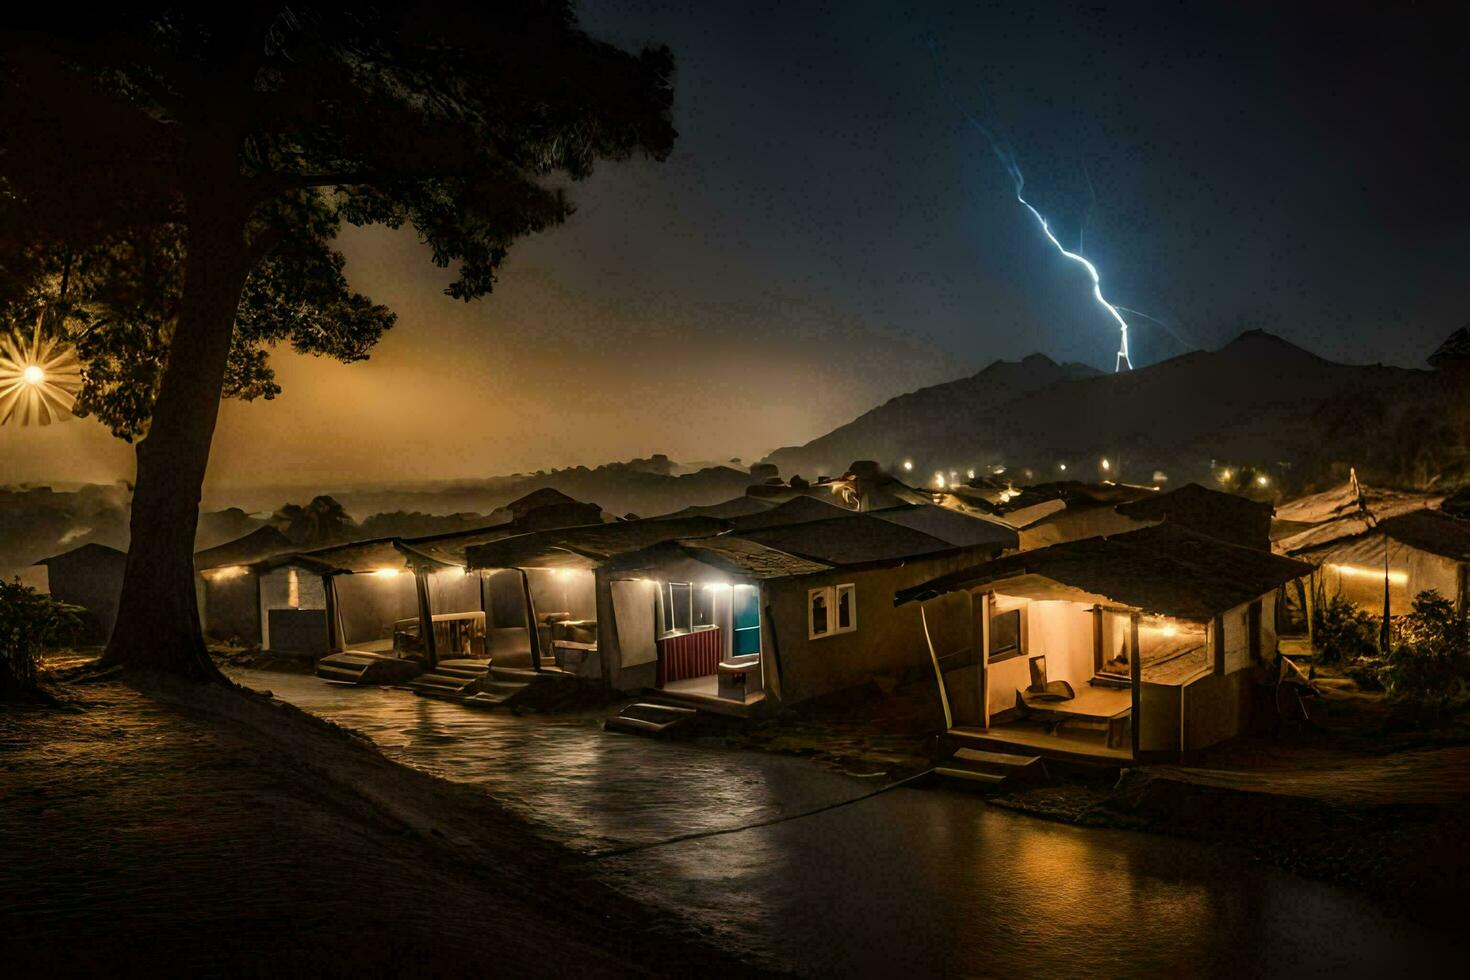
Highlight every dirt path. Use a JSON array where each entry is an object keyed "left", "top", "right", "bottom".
[{"left": 0, "top": 678, "right": 765, "bottom": 977}]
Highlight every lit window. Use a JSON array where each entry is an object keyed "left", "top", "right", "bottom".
[
  {"left": 809, "top": 584, "right": 857, "bottom": 639},
  {"left": 659, "top": 581, "right": 715, "bottom": 636},
  {"left": 287, "top": 568, "right": 300, "bottom": 609}
]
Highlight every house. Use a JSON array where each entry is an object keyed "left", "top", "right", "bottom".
[
  {"left": 1273, "top": 470, "right": 1459, "bottom": 617},
  {"left": 597, "top": 510, "right": 1020, "bottom": 709},
  {"left": 252, "top": 538, "right": 418, "bottom": 658},
  {"left": 193, "top": 525, "right": 293, "bottom": 644},
  {"left": 461, "top": 515, "right": 734, "bottom": 682},
  {"left": 895, "top": 524, "right": 1314, "bottom": 762},
  {"left": 939, "top": 481, "right": 1158, "bottom": 550},
  {"left": 33, "top": 542, "right": 128, "bottom": 644}
]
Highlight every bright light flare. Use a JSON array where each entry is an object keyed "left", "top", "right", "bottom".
[
  {"left": 1, "top": 317, "right": 82, "bottom": 426},
  {"left": 1329, "top": 563, "right": 1408, "bottom": 586},
  {"left": 372, "top": 568, "right": 401, "bottom": 578}
]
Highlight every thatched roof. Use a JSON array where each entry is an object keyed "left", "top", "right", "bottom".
[
  {"left": 193, "top": 525, "right": 292, "bottom": 570},
  {"left": 896, "top": 524, "right": 1313, "bottom": 620}
]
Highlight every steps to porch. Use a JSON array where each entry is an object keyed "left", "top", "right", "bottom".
[
  {"left": 930, "top": 747, "right": 1045, "bottom": 791},
  {"left": 603, "top": 702, "right": 700, "bottom": 737},
  {"left": 315, "top": 650, "right": 424, "bottom": 686}
]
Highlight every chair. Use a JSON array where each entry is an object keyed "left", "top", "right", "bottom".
[{"left": 1026, "top": 655, "right": 1075, "bottom": 702}]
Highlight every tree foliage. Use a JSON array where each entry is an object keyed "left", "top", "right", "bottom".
[
  {"left": 0, "top": 4, "right": 676, "bottom": 439},
  {"left": 0, "top": 581, "right": 80, "bottom": 696}
]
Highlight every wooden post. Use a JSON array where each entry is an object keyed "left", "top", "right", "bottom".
[
  {"left": 1129, "top": 612, "right": 1141, "bottom": 757},
  {"left": 1212, "top": 616, "right": 1226, "bottom": 676},
  {"left": 414, "top": 568, "right": 437, "bottom": 669},
  {"left": 979, "top": 591, "right": 993, "bottom": 729},
  {"left": 324, "top": 575, "right": 342, "bottom": 654},
  {"left": 1304, "top": 572, "right": 1316, "bottom": 648},
  {"left": 519, "top": 568, "right": 542, "bottom": 671},
  {"left": 1248, "top": 599, "right": 1262, "bottom": 663},
  {"left": 1092, "top": 605, "right": 1104, "bottom": 674},
  {"left": 920, "top": 601, "right": 953, "bottom": 730}
]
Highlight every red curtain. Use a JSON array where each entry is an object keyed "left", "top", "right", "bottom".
[{"left": 658, "top": 627, "right": 722, "bottom": 685}]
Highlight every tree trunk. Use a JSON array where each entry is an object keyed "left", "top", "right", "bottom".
[{"left": 102, "top": 195, "right": 252, "bottom": 680}]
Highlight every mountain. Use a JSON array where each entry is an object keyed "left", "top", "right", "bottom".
[
  {"left": 765, "top": 353, "right": 1102, "bottom": 479},
  {"left": 764, "top": 331, "right": 1465, "bottom": 492}
]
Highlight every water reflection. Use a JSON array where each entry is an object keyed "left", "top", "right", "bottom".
[{"left": 234, "top": 670, "right": 1450, "bottom": 977}]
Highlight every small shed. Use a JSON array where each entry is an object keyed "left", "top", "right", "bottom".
[{"left": 34, "top": 543, "right": 128, "bottom": 644}]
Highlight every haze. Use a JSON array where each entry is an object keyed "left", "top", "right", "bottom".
[{"left": 3, "top": 1, "right": 1465, "bottom": 491}]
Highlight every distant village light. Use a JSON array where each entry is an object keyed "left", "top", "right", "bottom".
[
  {"left": 1100, "top": 458, "right": 1111, "bottom": 471},
  {"left": 902, "top": 460, "right": 914, "bottom": 472},
  {"left": 1255, "top": 474, "right": 1269, "bottom": 487},
  {"left": 966, "top": 468, "right": 976, "bottom": 480},
  {"left": 933, "top": 471, "right": 947, "bottom": 489},
  {"left": 1058, "top": 463, "right": 1067, "bottom": 472}
]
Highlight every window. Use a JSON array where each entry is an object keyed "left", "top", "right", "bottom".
[
  {"left": 659, "top": 582, "right": 716, "bottom": 636},
  {"left": 988, "top": 608, "right": 1021, "bottom": 662},
  {"left": 808, "top": 584, "right": 857, "bottom": 639}
]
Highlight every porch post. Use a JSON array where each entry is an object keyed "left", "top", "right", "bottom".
[
  {"left": 324, "top": 575, "right": 342, "bottom": 654},
  {"left": 519, "top": 568, "right": 542, "bottom": 672},
  {"left": 415, "top": 568, "right": 438, "bottom": 669},
  {"left": 1129, "top": 612, "right": 1141, "bottom": 757},
  {"left": 920, "top": 601, "right": 953, "bottom": 730},
  {"left": 979, "top": 591, "right": 993, "bottom": 729},
  {"left": 1212, "top": 616, "right": 1226, "bottom": 676}
]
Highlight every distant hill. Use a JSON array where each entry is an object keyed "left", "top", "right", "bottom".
[
  {"left": 764, "top": 331, "right": 1469, "bottom": 493},
  {"left": 766, "top": 353, "right": 1102, "bottom": 479}
]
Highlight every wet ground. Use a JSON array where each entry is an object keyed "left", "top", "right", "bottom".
[{"left": 232, "top": 670, "right": 1456, "bottom": 977}]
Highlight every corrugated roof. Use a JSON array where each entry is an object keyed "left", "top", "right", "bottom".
[
  {"left": 729, "top": 494, "right": 858, "bottom": 531},
  {"left": 737, "top": 514, "right": 960, "bottom": 566},
  {"left": 465, "top": 516, "right": 730, "bottom": 570},
  {"left": 657, "top": 495, "right": 780, "bottom": 520},
  {"left": 606, "top": 534, "right": 831, "bottom": 581},
  {"left": 869, "top": 503, "right": 1019, "bottom": 550},
  {"left": 194, "top": 525, "right": 293, "bottom": 570},
  {"left": 257, "top": 537, "right": 408, "bottom": 576},
  {"left": 1373, "top": 510, "right": 1470, "bottom": 562},
  {"left": 896, "top": 524, "right": 1314, "bottom": 620}
]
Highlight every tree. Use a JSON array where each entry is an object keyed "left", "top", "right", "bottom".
[
  {"left": 272, "top": 496, "right": 359, "bottom": 548},
  {"left": 0, "top": 6, "right": 675, "bottom": 679}
]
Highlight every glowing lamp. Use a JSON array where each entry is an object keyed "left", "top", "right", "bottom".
[
  {"left": 902, "top": 460, "right": 914, "bottom": 472},
  {"left": 1255, "top": 475, "right": 1269, "bottom": 487},
  {"left": 372, "top": 568, "right": 400, "bottom": 578},
  {"left": 1100, "top": 458, "right": 1111, "bottom": 471},
  {"left": 933, "top": 472, "right": 947, "bottom": 489},
  {"left": 966, "top": 469, "right": 976, "bottom": 480},
  {"left": 1058, "top": 463, "right": 1067, "bottom": 472}
]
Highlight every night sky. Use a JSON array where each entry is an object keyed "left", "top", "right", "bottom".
[{"left": 4, "top": 1, "right": 1467, "bottom": 489}]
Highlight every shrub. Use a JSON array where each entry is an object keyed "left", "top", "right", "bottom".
[
  {"left": 1312, "top": 594, "right": 1380, "bottom": 664},
  {"left": 0, "top": 580, "right": 81, "bottom": 696},
  {"left": 1380, "top": 590, "right": 1470, "bottom": 717}
]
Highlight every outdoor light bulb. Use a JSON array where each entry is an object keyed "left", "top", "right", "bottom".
[
  {"left": 967, "top": 469, "right": 975, "bottom": 480},
  {"left": 1220, "top": 468, "right": 1233, "bottom": 482},
  {"left": 1059, "top": 463, "right": 1067, "bottom": 471},
  {"left": 1101, "top": 458, "right": 1111, "bottom": 471},
  {"left": 1256, "top": 475, "right": 1269, "bottom": 487},
  {"left": 902, "top": 460, "right": 913, "bottom": 472},
  {"left": 21, "top": 364, "right": 44, "bottom": 385}
]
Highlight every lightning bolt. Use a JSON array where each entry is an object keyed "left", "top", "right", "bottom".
[{"left": 930, "top": 40, "right": 1136, "bottom": 372}]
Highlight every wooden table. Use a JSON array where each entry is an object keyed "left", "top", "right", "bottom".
[{"left": 1019, "top": 685, "right": 1132, "bottom": 749}]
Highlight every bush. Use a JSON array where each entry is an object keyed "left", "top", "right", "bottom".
[
  {"left": 0, "top": 580, "right": 81, "bottom": 696},
  {"left": 1380, "top": 590, "right": 1470, "bottom": 717},
  {"left": 1312, "top": 594, "right": 1380, "bottom": 664}
]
